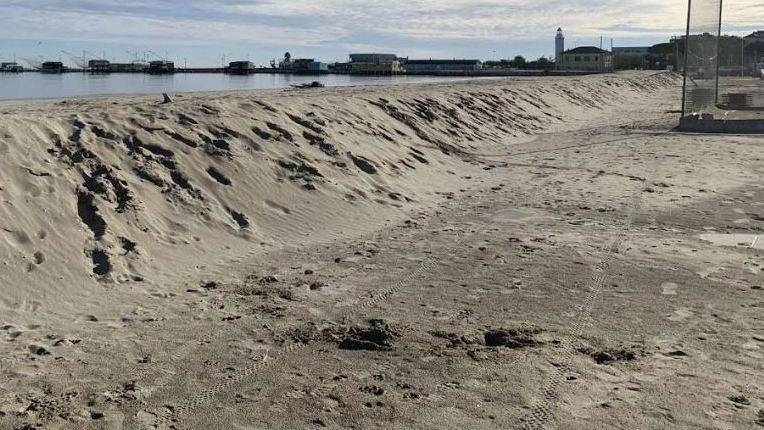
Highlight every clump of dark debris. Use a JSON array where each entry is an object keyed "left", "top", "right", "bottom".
[
  {"left": 484, "top": 328, "right": 544, "bottom": 348},
  {"left": 293, "top": 279, "right": 326, "bottom": 291},
  {"left": 338, "top": 319, "right": 399, "bottom": 351},
  {"left": 578, "top": 346, "right": 640, "bottom": 365},
  {"left": 729, "top": 395, "right": 751, "bottom": 406}
]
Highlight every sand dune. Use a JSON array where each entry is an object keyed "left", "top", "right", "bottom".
[
  {"left": 0, "top": 72, "right": 678, "bottom": 322},
  {"left": 7, "top": 72, "right": 762, "bottom": 429}
]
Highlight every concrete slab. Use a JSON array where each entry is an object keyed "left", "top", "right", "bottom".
[{"left": 700, "top": 233, "right": 764, "bottom": 249}]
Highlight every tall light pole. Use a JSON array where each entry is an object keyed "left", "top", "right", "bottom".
[
  {"left": 681, "top": 0, "right": 692, "bottom": 117},
  {"left": 714, "top": 0, "right": 723, "bottom": 104},
  {"left": 741, "top": 37, "right": 745, "bottom": 77}
]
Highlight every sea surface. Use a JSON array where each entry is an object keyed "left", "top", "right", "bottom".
[{"left": 0, "top": 72, "right": 474, "bottom": 100}]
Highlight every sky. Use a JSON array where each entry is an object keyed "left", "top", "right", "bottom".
[{"left": 0, "top": 0, "right": 762, "bottom": 68}]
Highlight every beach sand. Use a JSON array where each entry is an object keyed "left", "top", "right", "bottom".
[{"left": 0, "top": 72, "right": 762, "bottom": 429}]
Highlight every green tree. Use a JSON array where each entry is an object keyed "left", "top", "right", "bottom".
[{"left": 535, "top": 57, "right": 554, "bottom": 70}]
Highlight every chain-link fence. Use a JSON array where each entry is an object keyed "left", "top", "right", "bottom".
[{"left": 681, "top": 0, "right": 723, "bottom": 117}]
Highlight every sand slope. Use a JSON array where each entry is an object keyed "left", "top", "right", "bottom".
[{"left": 14, "top": 73, "right": 764, "bottom": 430}]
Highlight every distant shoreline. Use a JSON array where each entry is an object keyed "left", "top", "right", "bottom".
[
  {"left": 2, "top": 68, "right": 597, "bottom": 77},
  {"left": 0, "top": 74, "right": 508, "bottom": 102}
]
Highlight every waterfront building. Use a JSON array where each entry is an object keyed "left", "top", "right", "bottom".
[
  {"left": 559, "top": 47, "right": 613, "bottom": 72},
  {"left": 227, "top": 61, "right": 256, "bottom": 75},
  {"left": 0, "top": 62, "right": 23, "bottom": 72},
  {"left": 41, "top": 61, "right": 64, "bottom": 74},
  {"left": 281, "top": 58, "right": 329, "bottom": 75},
  {"left": 349, "top": 53, "right": 404, "bottom": 75},
  {"left": 612, "top": 46, "right": 650, "bottom": 69},
  {"left": 404, "top": 59, "right": 482, "bottom": 75},
  {"left": 744, "top": 31, "right": 764, "bottom": 45},
  {"left": 88, "top": 59, "right": 111, "bottom": 73},
  {"left": 612, "top": 47, "right": 650, "bottom": 56},
  {"left": 111, "top": 62, "right": 147, "bottom": 73},
  {"left": 329, "top": 62, "right": 352, "bottom": 74},
  {"left": 148, "top": 61, "right": 175, "bottom": 74}
]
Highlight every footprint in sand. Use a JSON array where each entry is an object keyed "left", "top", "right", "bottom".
[
  {"left": 669, "top": 308, "right": 694, "bottom": 322},
  {"left": 697, "top": 266, "right": 721, "bottom": 279},
  {"left": 662, "top": 282, "right": 679, "bottom": 296}
]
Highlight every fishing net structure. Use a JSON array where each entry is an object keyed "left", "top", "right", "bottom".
[{"left": 680, "top": 0, "right": 764, "bottom": 132}]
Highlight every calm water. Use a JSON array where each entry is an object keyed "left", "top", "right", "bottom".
[{"left": 0, "top": 72, "right": 473, "bottom": 101}]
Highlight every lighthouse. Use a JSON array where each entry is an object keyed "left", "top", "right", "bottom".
[{"left": 555, "top": 28, "right": 565, "bottom": 67}]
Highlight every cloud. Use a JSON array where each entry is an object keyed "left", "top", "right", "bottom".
[{"left": 0, "top": 0, "right": 761, "bottom": 63}]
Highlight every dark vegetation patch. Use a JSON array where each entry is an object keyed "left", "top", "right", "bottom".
[
  {"left": 198, "top": 133, "right": 232, "bottom": 157},
  {"left": 91, "top": 250, "right": 112, "bottom": 276},
  {"left": 301, "top": 131, "right": 339, "bottom": 157},
  {"left": 209, "top": 128, "right": 230, "bottom": 139},
  {"left": 729, "top": 395, "right": 751, "bottom": 406},
  {"left": 28, "top": 345, "right": 51, "bottom": 356},
  {"left": 368, "top": 99, "right": 439, "bottom": 146},
  {"left": 277, "top": 159, "right": 322, "bottom": 178},
  {"left": 578, "top": 346, "right": 640, "bottom": 365},
  {"left": 338, "top": 319, "right": 399, "bottom": 351},
  {"left": 134, "top": 167, "right": 165, "bottom": 187},
  {"left": 410, "top": 147, "right": 425, "bottom": 156},
  {"left": 217, "top": 126, "right": 243, "bottom": 139},
  {"left": 206, "top": 166, "right": 232, "bottom": 186},
  {"left": 164, "top": 130, "right": 198, "bottom": 148},
  {"left": 124, "top": 134, "right": 175, "bottom": 158},
  {"left": 303, "top": 130, "right": 324, "bottom": 144},
  {"left": 91, "top": 126, "right": 118, "bottom": 140},
  {"left": 319, "top": 142, "right": 339, "bottom": 157},
  {"left": 209, "top": 139, "right": 231, "bottom": 152},
  {"left": 409, "top": 153, "right": 429, "bottom": 164},
  {"left": 80, "top": 164, "right": 134, "bottom": 213},
  {"left": 228, "top": 209, "right": 250, "bottom": 229},
  {"left": 254, "top": 100, "right": 277, "bottom": 112},
  {"left": 252, "top": 127, "right": 273, "bottom": 140},
  {"left": 400, "top": 160, "right": 416, "bottom": 169},
  {"left": 200, "top": 104, "right": 220, "bottom": 115},
  {"left": 266, "top": 122, "right": 294, "bottom": 142},
  {"left": 169, "top": 170, "right": 193, "bottom": 190},
  {"left": 120, "top": 237, "right": 137, "bottom": 254},
  {"left": 49, "top": 134, "right": 95, "bottom": 165},
  {"left": 178, "top": 113, "right": 199, "bottom": 125},
  {"left": 76, "top": 192, "right": 107, "bottom": 239},
  {"left": 484, "top": 328, "right": 543, "bottom": 348},
  {"left": 288, "top": 113, "right": 325, "bottom": 134},
  {"left": 350, "top": 154, "right": 378, "bottom": 174}
]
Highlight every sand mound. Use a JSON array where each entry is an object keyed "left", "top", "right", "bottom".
[{"left": 0, "top": 72, "right": 679, "bottom": 324}]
